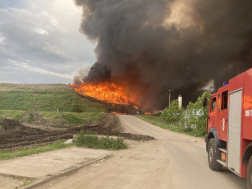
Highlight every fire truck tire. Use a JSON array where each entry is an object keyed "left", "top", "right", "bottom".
[
  {"left": 247, "top": 156, "right": 252, "bottom": 189},
  {"left": 208, "top": 138, "right": 222, "bottom": 171}
]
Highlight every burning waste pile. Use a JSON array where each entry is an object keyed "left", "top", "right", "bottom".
[
  {"left": 69, "top": 64, "right": 152, "bottom": 114},
  {"left": 70, "top": 0, "right": 252, "bottom": 112}
]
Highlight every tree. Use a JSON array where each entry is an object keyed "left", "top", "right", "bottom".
[
  {"left": 185, "top": 91, "right": 211, "bottom": 135},
  {"left": 161, "top": 99, "right": 183, "bottom": 126}
]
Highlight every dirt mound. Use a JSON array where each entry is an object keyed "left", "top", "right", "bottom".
[
  {"left": 20, "top": 111, "right": 47, "bottom": 125},
  {"left": 0, "top": 118, "right": 72, "bottom": 151},
  {"left": 0, "top": 114, "right": 154, "bottom": 151},
  {"left": 0, "top": 117, "right": 26, "bottom": 131},
  {"left": 20, "top": 111, "right": 83, "bottom": 127}
]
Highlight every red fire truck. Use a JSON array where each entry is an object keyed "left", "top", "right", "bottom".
[{"left": 204, "top": 68, "right": 252, "bottom": 188}]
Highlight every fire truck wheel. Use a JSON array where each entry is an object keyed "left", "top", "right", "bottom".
[
  {"left": 247, "top": 156, "right": 252, "bottom": 189},
  {"left": 208, "top": 138, "right": 222, "bottom": 171}
]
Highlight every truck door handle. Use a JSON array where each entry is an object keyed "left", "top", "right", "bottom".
[
  {"left": 208, "top": 116, "right": 210, "bottom": 119},
  {"left": 226, "top": 119, "right": 228, "bottom": 122}
]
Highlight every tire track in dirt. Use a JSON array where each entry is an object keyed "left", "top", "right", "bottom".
[{"left": 0, "top": 114, "right": 154, "bottom": 151}]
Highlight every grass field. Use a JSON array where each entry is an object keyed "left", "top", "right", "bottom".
[
  {"left": 40, "top": 111, "right": 105, "bottom": 125},
  {"left": 136, "top": 114, "right": 204, "bottom": 137},
  {"left": 0, "top": 84, "right": 124, "bottom": 157},
  {"left": 0, "top": 84, "right": 109, "bottom": 112},
  {"left": 0, "top": 84, "right": 112, "bottom": 126},
  {"left": 0, "top": 110, "right": 104, "bottom": 126}
]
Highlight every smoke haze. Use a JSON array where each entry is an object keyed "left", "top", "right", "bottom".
[{"left": 74, "top": 0, "right": 252, "bottom": 109}]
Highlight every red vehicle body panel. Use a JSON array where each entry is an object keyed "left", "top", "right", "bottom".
[
  {"left": 243, "top": 70, "right": 252, "bottom": 140},
  {"left": 207, "top": 68, "right": 252, "bottom": 178},
  {"left": 216, "top": 85, "right": 228, "bottom": 142}
]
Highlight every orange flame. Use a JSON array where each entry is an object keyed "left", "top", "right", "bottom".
[
  {"left": 112, "top": 112, "right": 126, "bottom": 115},
  {"left": 133, "top": 106, "right": 138, "bottom": 110},
  {"left": 69, "top": 81, "right": 155, "bottom": 114},
  {"left": 69, "top": 82, "right": 139, "bottom": 107}
]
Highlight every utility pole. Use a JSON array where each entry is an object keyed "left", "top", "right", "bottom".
[{"left": 169, "top": 90, "right": 171, "bottom": 107}]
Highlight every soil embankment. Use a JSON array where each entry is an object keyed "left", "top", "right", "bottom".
[{"left": 0, "top": 114, "right": 154, "bottom": 151}]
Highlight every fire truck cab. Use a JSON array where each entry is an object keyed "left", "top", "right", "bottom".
[{"left": 205, "top": 68, "right": 252, "bottom": 188}]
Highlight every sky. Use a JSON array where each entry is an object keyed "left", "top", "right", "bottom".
[{"left": 0, "top": 0, "right": 96, "bottom": 84}]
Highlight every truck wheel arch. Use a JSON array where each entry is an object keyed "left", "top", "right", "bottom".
[
  {"left": 206, "top": 128, "right": 220, "bottom": 152},
  {"left": 206, "top": 133, "right": 214, "bottom": 152},
  {"left": 242, "top": 143, "right": 252, "bottom": 164}
]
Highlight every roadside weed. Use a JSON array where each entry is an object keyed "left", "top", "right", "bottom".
[
  {"left": 74, "top": 131, "right": 127, "bottom": 150},
  {"left": 14, "top": 179, "right": 33, "bottom": 189},
  {"left": 0, "top": 141, "right": 73, "bottom": 160}
]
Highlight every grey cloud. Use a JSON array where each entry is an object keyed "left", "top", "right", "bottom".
[
  {"left": 0, "top": 65, "right": 72, "bottom": 84},
  {"left": 0, "top": 2, "right": 96, "bottom": 83}
]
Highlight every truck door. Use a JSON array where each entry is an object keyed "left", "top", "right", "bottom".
[
  {"left": 208, "top": 95, "right": 217, "bottom": 130},
  {"left": 227, "top": 89, "right": 243, "bottom": 175},
  {"left": 216, "top": 90, "right": 228, "bottom": 141}
]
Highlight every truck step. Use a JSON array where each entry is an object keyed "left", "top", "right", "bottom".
[
  {"left": 217, "top": 160, "right": 240, "bottom": 176},
  {"left": 217, "top": 159, "right": 226, "bottom": 167},
  {"left": 219, "top": 148, "right": 226, "bottom": 153}
]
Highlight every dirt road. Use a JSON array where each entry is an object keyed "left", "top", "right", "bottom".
[{"left": 36, "top": 115, "right": 246, "bottom": 189}]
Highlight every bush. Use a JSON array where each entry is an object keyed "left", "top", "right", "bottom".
[
  {"left": 73, "top": 131, "right": 127, "bottom": 150},
  {"left": 159, "top": 91, "right": 211, "bottom": 136},
  {"left": 185, "top": 91, "right": 211, "bottom": 135},
  {"left": 161, "top": 100, "right": 183, "bottom": 126},
  {"left": 74, "top": 130, "right": 86, "bottom": 147},
  {"left": 99, "top": 136, "right": 127, "bottom": 150},
  {"left": 183, "top": 126, "right": 193, "bottom": 132}
]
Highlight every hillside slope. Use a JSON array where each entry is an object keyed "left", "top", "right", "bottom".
[{"left": 0, "top": 83, "right": 110, "bottom": 112}]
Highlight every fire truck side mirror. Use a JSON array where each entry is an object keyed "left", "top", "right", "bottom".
[{"left": 203, "top": 98, "right": 208, "bottom": 107}]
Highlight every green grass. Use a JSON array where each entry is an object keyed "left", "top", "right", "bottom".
[
  {"left": 41, "top": 111, "right": 104, "bottom": 122},
  {"left": 0, "top": 84, "right": 109, "bottom": 112},
  {"left": 0, "top": 84, "right": 116, "bottom": 126},
  {"left": 14, "top": 179, "right": 33, "bottom": 189},
  {"left": 0, "top": 133, "right": 126, "bottom": 160},
  {"left": 0, "top": 110, "right": 25, "bottom": 120},
  {"left": 74, "top": 131, "right": 127, "bottom": 150},
  {"left": 41, "top": 111, "right": 105, "bottom": 126},
  {"left": 27, "top": 112, "right": 35, "bottom": 123},
  {"left": 0, "top": 110, "right": 105, "bottom": 127},
  {"left": 0, "top": 141, "right": 73, "bottom": 160},
  {"left": 136, "top": 115, "right": 204, "bottom": 137}
]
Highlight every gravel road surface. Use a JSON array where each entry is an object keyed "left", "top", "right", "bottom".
[{"left": 36, "top": 115, "right": 247, "bottom": 189}]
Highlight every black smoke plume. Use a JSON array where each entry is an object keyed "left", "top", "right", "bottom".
[{"left": 74, "top": 0, "right": 252, "bottom": 109}]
